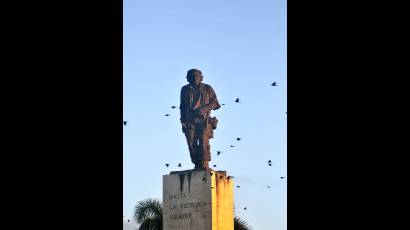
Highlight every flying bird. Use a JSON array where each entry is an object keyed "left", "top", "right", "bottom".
[
  {"left": 177, "top": 163, "right": 182, "bottom": 167},
  {"left": 165, "top": 114, "right": 170, "bottom": 116},
  {"left": 268, "top": 163, "right": 272, "bottom": 166},
  {"left": 213, "top": 165, "right": 217, "bottom": 167},
  {"left": 267, "top": 185, "right": 271, "bottom": 189},
  {"left": 171, "top": 106, "right": 177, "bottom": 109},
  {"left": 244, "top": 207, "right": 247, "bottom": 210},
  {"left": 227, "top": 176, "right": 235, "bottom": 179},
  {"left": 217, "top": 151, "right": 222, "bottom": 156},
  {"left": 271, "top": 82, "right": 278, "bottom": 86},
  {"left": 236, "top": 185, "right": 240, "bottom": 188},
  {"left": 234, "top": 98, "right": 241, "bottom": 103},
  {"left": 236, "top": 138, "right": 242, "bottom": 141},
  {"left": 230, "top": 145, "right": 235, "bottom": 148},
  {"left": 123, "top": 121, "right": 127, "bottom": 126},
  {"left": 222, "top": 103, "right": 226, "bottom": 106},
  {"left": 280, "top": 177, "right": 286, "bottom": 179},
  {"left": 268, "top": 160, "right": 272, "bottom": 163},
  {"left": 165, "top": 163, "right": 169, "bottom": 167}
]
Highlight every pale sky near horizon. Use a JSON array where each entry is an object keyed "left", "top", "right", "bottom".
[{"left": 123, "top": 0, "right": 287, "bottom": 229}]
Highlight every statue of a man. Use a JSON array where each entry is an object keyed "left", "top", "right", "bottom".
[{"left": 180, "top": 69, "right": 221, "bottom": 169}]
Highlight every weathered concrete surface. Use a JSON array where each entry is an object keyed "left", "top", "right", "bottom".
[
  {"left": 213, "top": 171, "right": 234, "bottom": 230},
  {"left": 163, "top": 169, "right": 233, "bottom": 230}
]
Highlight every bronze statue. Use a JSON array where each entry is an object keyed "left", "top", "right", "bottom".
[{"left": 180, "top": 69, "right": 221, "bottom": 169}]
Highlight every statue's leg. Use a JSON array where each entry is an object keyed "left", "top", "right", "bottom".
[
  {"left": 201, "top": 135, "right": 210, "bottom": 161},
  {"left": 193, "top": 127, "right": 203, "bottom": 168},
  {"left": 184, "top": 128, "right": 196, "bottom": 165},
  {"left": 199, "top": 122, "right": 211, "bottom": 168}
]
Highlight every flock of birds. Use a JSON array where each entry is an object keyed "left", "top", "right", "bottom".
[
  {"left": 122, "top": 82, "right": 283, "bottom": 120},
  {"left": 124, "top": 81, "right": 286, "bottom": 212}
]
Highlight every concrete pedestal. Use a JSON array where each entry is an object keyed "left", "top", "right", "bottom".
[{"left": 163, "top": 169, "right": 234, "bottom": 230}]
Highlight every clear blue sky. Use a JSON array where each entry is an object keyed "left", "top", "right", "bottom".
[{"left": 123, "top": 0, "right": 287, "bottom": 229}]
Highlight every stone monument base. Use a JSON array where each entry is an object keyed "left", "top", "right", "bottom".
[{"left": 163, "top": 168, "right": 234, "bottom": 230}]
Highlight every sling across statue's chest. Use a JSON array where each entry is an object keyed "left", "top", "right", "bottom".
[{"left": 188, "top": 85, "right": 210, "bottom": 108}]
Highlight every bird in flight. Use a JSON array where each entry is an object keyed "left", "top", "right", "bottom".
[
  {"left": 271, "top": 82, "right": 278, "bottom": 87},
  {"left": 123, "top": 121, "right": 127, "bottom": 126},
  {"left": 267, "top": 185, "right": 271, "bottom": 189},
  {"left": 236, "top": 185, "right": 240, "bottom": 188},
  {"left": 165, "top": 163, "right": 169, "bottom": 167},
  {"left": 213, "top": 165, "right": 217, "bottom": 168},
  {"left": 165, "top": 114, "right": 170, "bottom": 116},
  {"left": 236, "top": 138, "right": 242, "bottom": 141},
  {"left": 234, "top": 98, "right": 241, "bottom": 103},
  {"left": 230, "top": 145, "right": 235, "bottom": 148},
  {"left": 227, "top": 176, "right": 235, "bottom": 179},
  {"left": 268, "top": 160, "right": 272, "bottom": 163},
  {"left": 217, "top": 151, "right": 222, "bottom": 156},
  {"left": 244, "top": 207, "right": 247, "bottom": 210},
  {"left": 171, "top": 106, "right": 177, "bottom": 109},
  {"left": 280, "top": 176, "right": 286, "bottom": 179},
  {"left": 177, "top": 163, "right": 182, "bottom": 167}
]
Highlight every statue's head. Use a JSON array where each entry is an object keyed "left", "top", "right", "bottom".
[{"left": 186, "top": 69, "right": 203, "bottom": 86}]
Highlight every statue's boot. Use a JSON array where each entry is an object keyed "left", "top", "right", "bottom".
[{"left": 194, "top": 160, "right": 209, "bottom": 170}]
